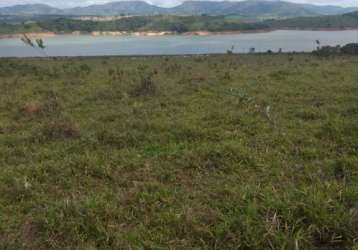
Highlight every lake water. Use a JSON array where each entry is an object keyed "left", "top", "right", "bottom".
[{"left": 1, "top": 30, "right": 358, "bottom": 57}]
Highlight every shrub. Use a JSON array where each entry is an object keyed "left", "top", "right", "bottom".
[
  {"left": 36, "top": 119, "right": 80, "bottom": 141},
  {"left": 19, "top": 95, "right": 62, "bottom": 120},
  {"left": 341, "top": 43, "right": 358, "bottom": 54},
  {"left": 79, "top": 64, "right": 92, "bottom": 74},
  {"left": 130, "top": 73, "right": 157, "bottom": 97},
  {"left": 313, "top": 43, "right": 358, "bottom": 56},
  {"left": 313, "top": 45, "right": 341, "bottom": 57}
]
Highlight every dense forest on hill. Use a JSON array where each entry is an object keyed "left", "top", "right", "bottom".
[
  {"left": 267, "top": 11, "right": 358, "bottom": 29},
  {"left": 0, "top": 16, "right": 270, "bottom": 34},
  {"left": 37, "top": 16, "right": 270, "bottom": 33},
  {"left": 1, "top": 12, "right": 358, "bottom": 35}
]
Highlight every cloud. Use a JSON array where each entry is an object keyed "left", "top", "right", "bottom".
[{"left": 0, "top": 0, "right": 357, "bottom": 8}]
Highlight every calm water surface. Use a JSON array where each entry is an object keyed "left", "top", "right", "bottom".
[{"left": 1, "top": 30, "right": 358, "bottom": 57}]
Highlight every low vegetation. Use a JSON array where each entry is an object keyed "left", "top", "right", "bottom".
[
  {"left": 0, "top": 54, "right": 357, "bottom": 249},
  {"left": 313, "top": 43, "right": 358, "bottom": 56}
]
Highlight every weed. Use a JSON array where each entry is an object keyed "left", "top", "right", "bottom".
[
  {"left": 130, "top": 72, "right": 157, "bottom": 97},
  {"left": 34, "top": 118, "right": 80, "bottom": 141}
]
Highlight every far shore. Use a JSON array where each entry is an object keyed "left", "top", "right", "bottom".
[
  {"left": 1, "top": 28, "right": 358, "bottom": 40},
  {"left": 0, "top": 32, "right": 56, "bottom": 39}
]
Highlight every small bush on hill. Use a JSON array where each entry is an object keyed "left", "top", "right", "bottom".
[{"left": 341, "top": 43, "right": 358, "bottom": 54}]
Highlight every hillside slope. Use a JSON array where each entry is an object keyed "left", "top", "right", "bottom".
[
  {"left": 169, "top": 1, "right": 317, "bottom": 17},
  {"left": 2, "top": 11, "right": 358, "bottom": 35},
  {"left": 63, "top": 1, "right": 164, "bottom": 16},
  {"left": 1, "top": 1, "right": 358, "bottom": 17},
  {"left": 0, "top": 4, "right": 60, "bottom": 15},
  {"left": 267, "top": 10, "right": 358, "bottom": 29}
]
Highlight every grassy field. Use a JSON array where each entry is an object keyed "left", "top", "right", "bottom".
[{"left": 0, "top": 54, "right": 357, "bottom": 249}]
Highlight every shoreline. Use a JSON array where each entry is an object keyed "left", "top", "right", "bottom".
[
  {"left": 0, "top": 32, "right": 56, "bottom": 39},
  {"left": 0, "top": 52, "right": 315, "bottom": 60},
  {"left": 1, "top": 28, "right": 358, "bottom": 39}
]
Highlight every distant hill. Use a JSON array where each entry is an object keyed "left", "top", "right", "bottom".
[
  {"left": 302, "top": 4, "right": 358, "bottom": 16},
  {"left": 1, "top": 1, "right": 358, "bottom": 18},
  {"left": 0, "top": 4, "right": 60, "bottom": 15},
  {"left": 266, "top": 10, "right": 358, "bottom": 29},
  {"left": 346, "top": 11, "right": 358, "bottom": 18},
  {"left": 169, "top": 1, "right": 318, "bottom": 17},
  {"left": 3, "top": 10, "right": 358, "bottom": 35},
  {"left": 63, "top": 1, "right": 163, "bottom": 16}
]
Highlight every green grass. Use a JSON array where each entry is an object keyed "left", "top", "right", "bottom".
[{"left": 0, "top": 54, "right": 357, "bottom": 249}]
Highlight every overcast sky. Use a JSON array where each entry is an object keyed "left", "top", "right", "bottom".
[{"left": 0, "top": 0, "right": 357, "bottom": 8}]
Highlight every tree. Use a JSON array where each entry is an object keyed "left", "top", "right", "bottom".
[
  {"left": 20, "top": 34, "right": 35, "bottom": 48},
  {"left": 36, "top": 39, "right": 46, "bottom": 49},
  {"left": 315, "top": 39, "right": 321, "bottom": 51},
  {"left": 20, "top": 34, "right": 47, "bottom": 56}
]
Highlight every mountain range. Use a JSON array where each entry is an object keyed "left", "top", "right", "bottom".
[{"left": 1, "top": 1, "right": 358, "bottom": 18}]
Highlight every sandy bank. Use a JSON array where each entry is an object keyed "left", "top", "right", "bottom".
[
  {"left": 2, "top": 28, "right": 358, "bottom": 40},
  {"left": 90, "top": 31, "right": 175, "bottom": 36},
  {"left": 0, "top": 32, "right": 56, "bottom": 39}
]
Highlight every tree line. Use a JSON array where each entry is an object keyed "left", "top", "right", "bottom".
[{"left": 1, "top": 12, "right": 358, "bottom": 34}]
